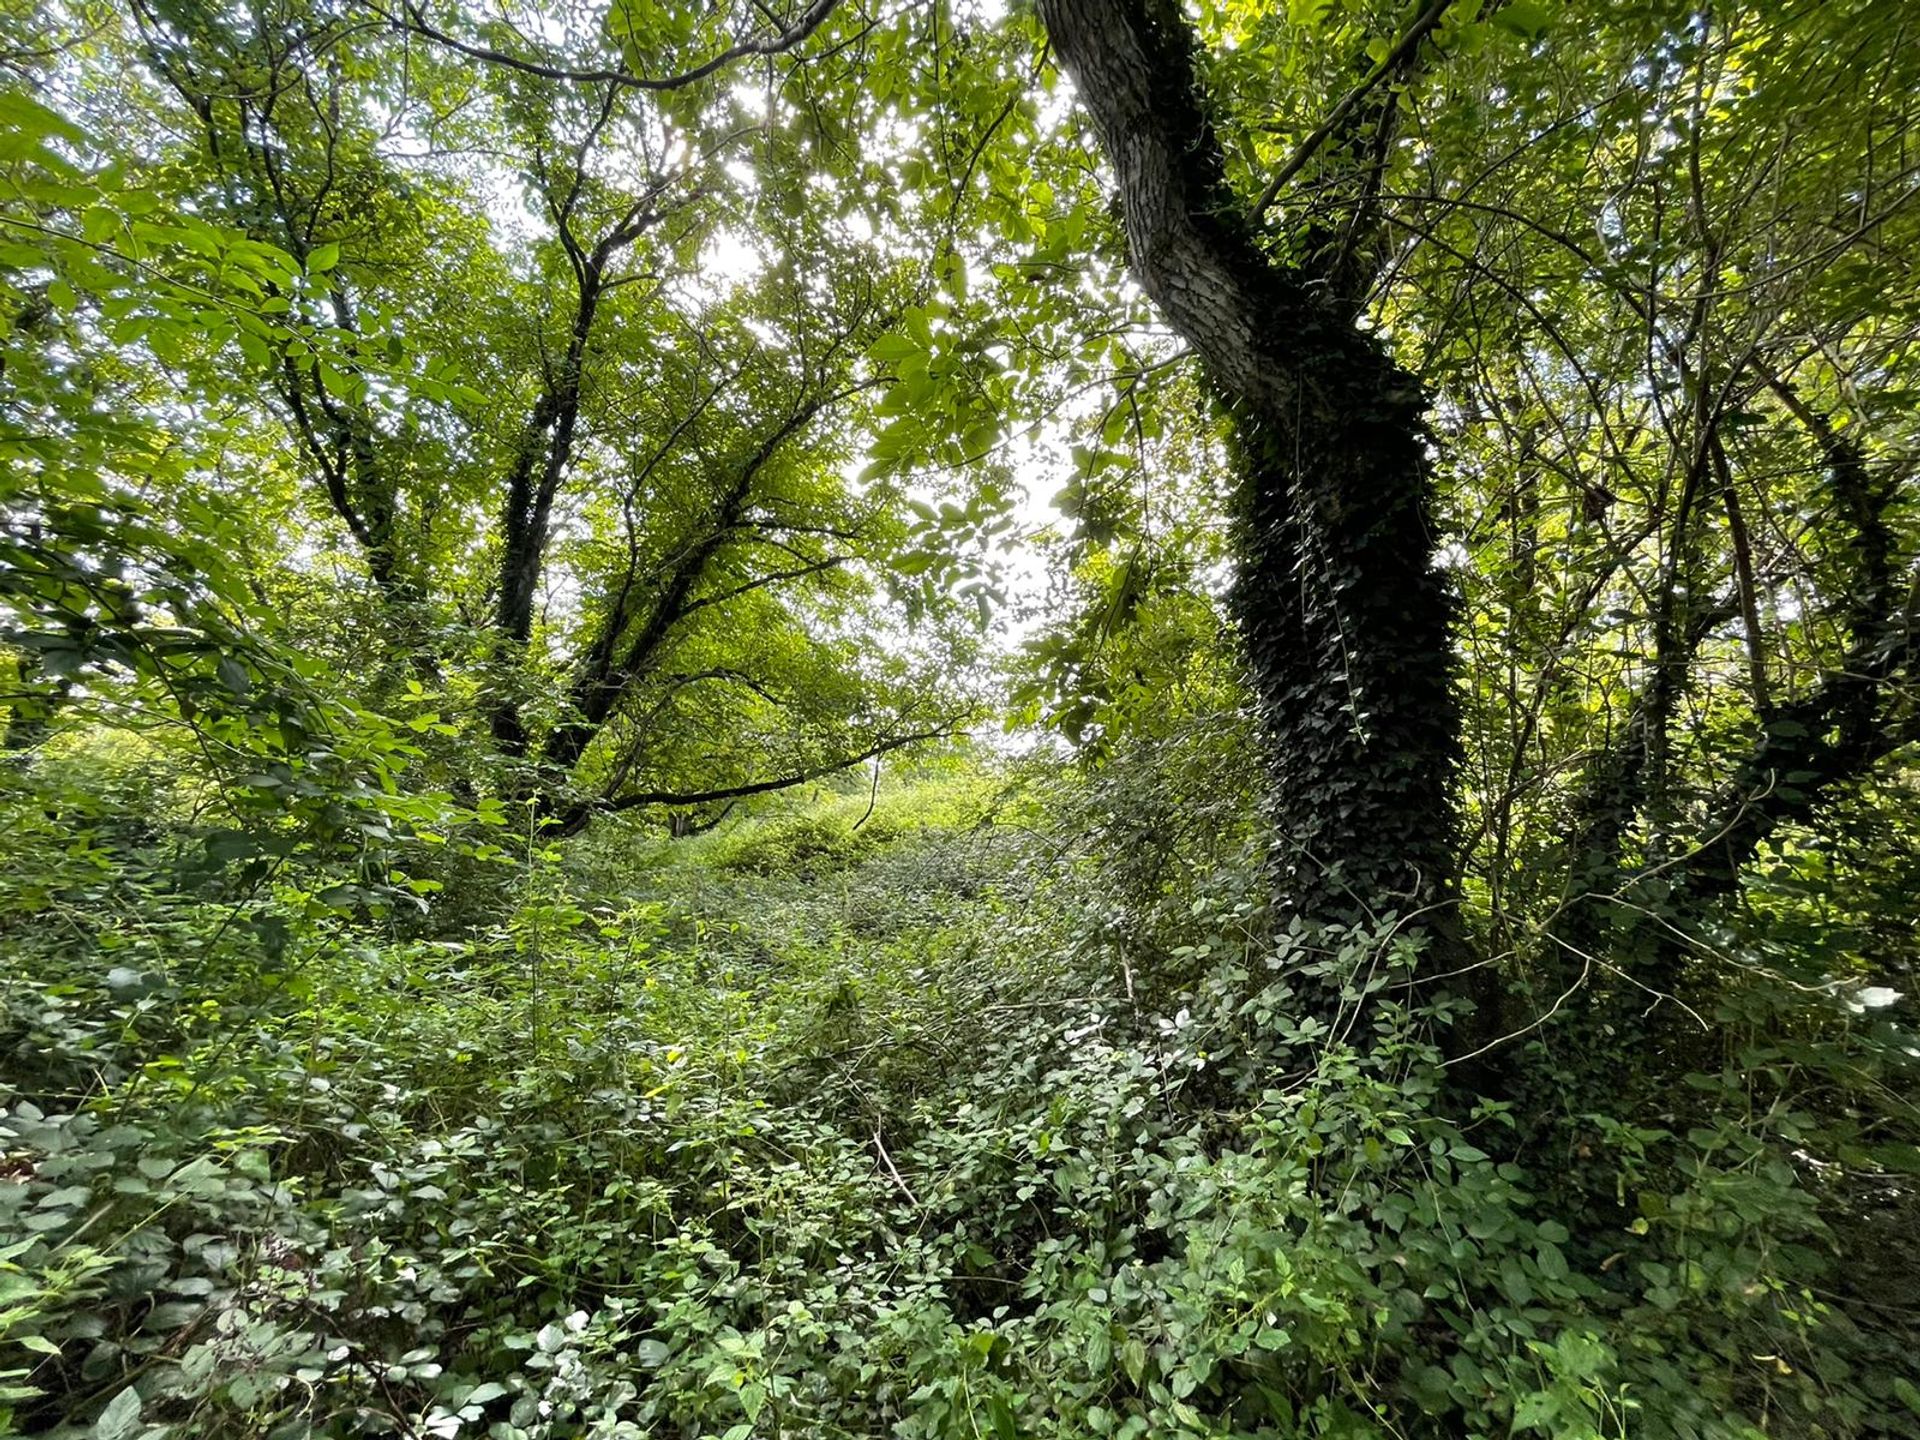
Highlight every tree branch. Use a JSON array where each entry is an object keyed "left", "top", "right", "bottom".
[
  {"left": 537, "top": 389, "right": 854, "bottom": 776},
  {"left": 1252, "top": 0, "right": 1457, "bottom": 222},
  {"left": 658, "top": 668, "right": 786, "bottom": 706},
  {"left": 1681, "top": 379, "right": 1912, "bottom": 900},
  {"left": 594, "top": 719, "right": 968, "bottom": 814},
  {"left": 375, "top": 0, "right": 843, "bottom": 92},
  {"left": 676, "top": 554, "right": 848, "bottom": 620}
]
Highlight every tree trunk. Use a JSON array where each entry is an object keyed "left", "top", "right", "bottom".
[{"left": 1037, "top": 0, "right": 1470, "bottom": 969}]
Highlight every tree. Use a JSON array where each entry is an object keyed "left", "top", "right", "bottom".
[
  {"left": 4, "top": 0, "right": 987, "bottom": 828},
  {"left": 1034, "top": 0, "right": 1491, "bottom": 1035},
  {"left": 1026, "top": 0, "right": 1920, "bottom": 1056},
  {"left": 10, "top": 0, "right": 1920, "bottom": 1048},
  {"left": 7, "top": 3, "right": 1920, "bottom": 1437}
]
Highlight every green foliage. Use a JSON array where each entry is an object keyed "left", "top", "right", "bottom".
[
  {"left": 0, "top": 726, "right": 1914, "bottom": 1438},
  {"left": 684, "top": 770, "right": 1000, "bottom": 877},
  {"left": 4, "top": 0, "right": 1920, "bottom": 1437}
]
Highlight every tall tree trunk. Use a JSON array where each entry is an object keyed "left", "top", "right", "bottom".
[
  {"left": 1226, "top": 327, "right": 1460, "bottom": 927},
  {"left": 1037, "top": 0, "right": 1485, "bottom": 1026}
]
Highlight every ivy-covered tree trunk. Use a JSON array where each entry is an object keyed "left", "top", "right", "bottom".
[
  {"left": 1226, "top": 317, "right": 1460, "bottom": 927},
  {"left": 1038, "top": 0, "right": 1477, "bottom": 1008}
]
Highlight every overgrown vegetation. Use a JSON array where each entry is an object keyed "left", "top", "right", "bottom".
[
  {"left": 5, "top": 732, "right": 1917, "bottom": 1439},
  {"left": 4, "top": 0, "right": 1919, "bottom": 1436}
]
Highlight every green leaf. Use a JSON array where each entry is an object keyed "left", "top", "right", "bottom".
[
  {"left": 94, "top": 1387, "right": 142, "bottom": 1440},
  {"left": 0, "top": 87, "right": 88, "bottom": 152},
  {"left": 1512, "top": 1391, "right": 1559, "bottom": 1432},
  {"left": 1892, "top": 1376, "right": 1920, "bottom": 1417},
  {"left": 870, "top": 333, "right": 922, "bottom": 362},
  {"left": 1492, "top": 0, "right": 1553, "bottom": 39},
  {"left": 1869, "top": 1143, "right": 1920, "bottom": 1176}
]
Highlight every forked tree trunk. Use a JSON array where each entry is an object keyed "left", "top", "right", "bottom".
[{"left": 1038, "top": 0, "right": 1487, "bottom": 1028}]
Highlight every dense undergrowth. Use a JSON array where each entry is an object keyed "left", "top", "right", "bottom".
[{"left": 2, "top": 728, "right": 1918, "bottom": 1440}]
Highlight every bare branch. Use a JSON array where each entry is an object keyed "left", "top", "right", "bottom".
[
  {"left": 595, "top": 719, "right": 970, "bottom": 813},
  {"left": 372, "top": 0, "right": 843, "bottom": 93},
  {"left": 676, "top": 555, "right": 849, "bottom": 619}
]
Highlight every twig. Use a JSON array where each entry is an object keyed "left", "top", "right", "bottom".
[
  {"left": 871, "top": 1126, "right": 919, "bottom": 1207},
  {"left": 1253, "top": 0, "right": 1456, "bottom": 221}
]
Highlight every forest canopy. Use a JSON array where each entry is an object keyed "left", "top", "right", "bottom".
[{"left": 2, "top": 0, "right": 1918, "bottom": 1438}]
